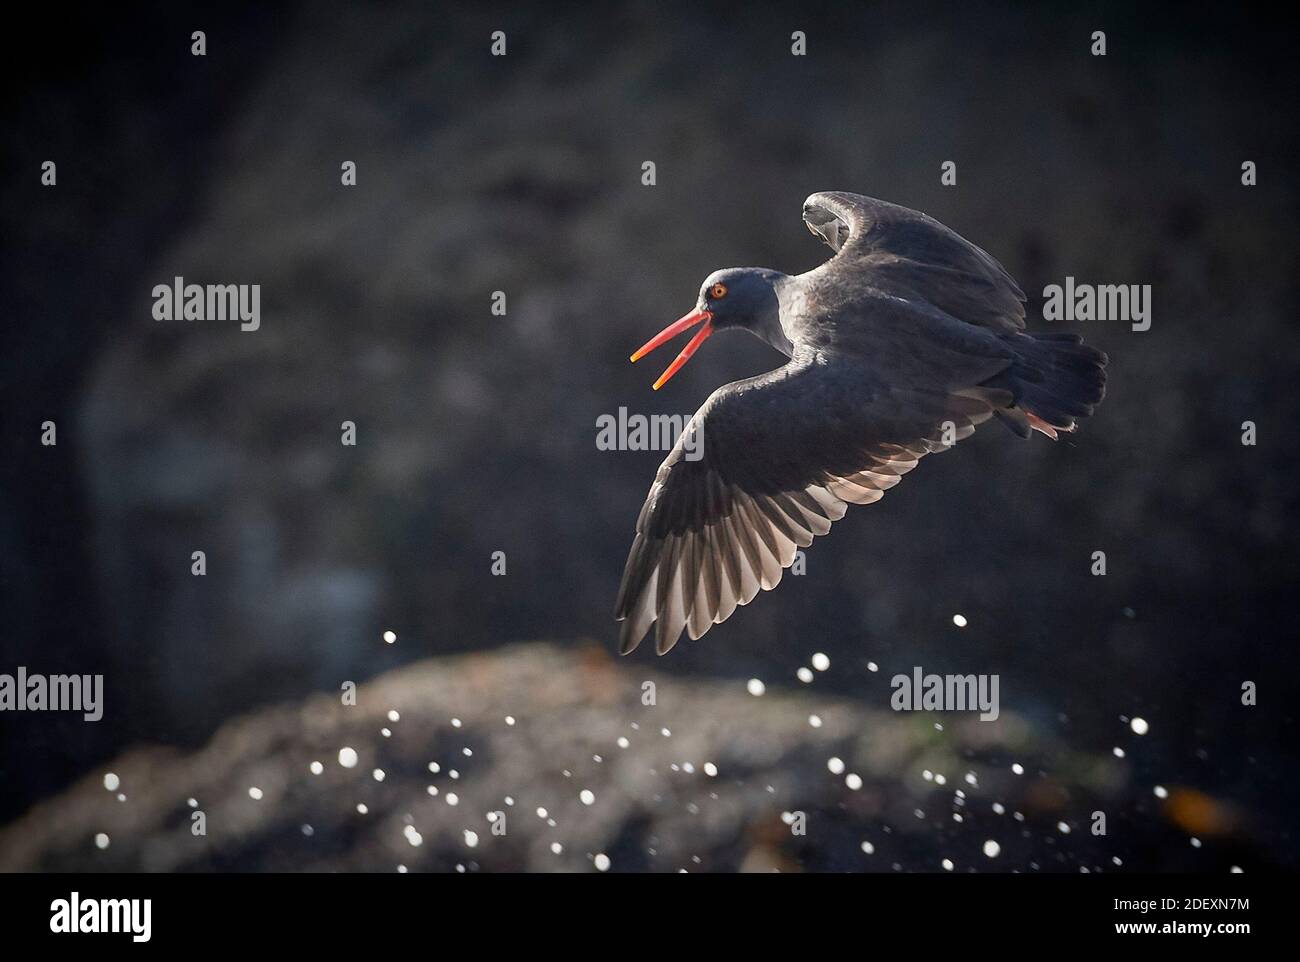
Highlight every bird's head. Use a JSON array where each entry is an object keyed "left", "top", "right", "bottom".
[{"left": 630, "top": 267, "right": 787, "bottom": 390}]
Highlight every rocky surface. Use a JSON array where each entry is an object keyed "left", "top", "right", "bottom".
[{"left": 0, "top": 643, "right": 1255, "bottom": 873}]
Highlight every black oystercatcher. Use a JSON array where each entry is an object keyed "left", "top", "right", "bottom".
[{"left": 614, "top": 192, "right": 1107, "bottom": 654}]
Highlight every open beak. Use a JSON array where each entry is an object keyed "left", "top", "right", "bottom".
[{"left": 629, "top": 308, "right": 713, "bottom": 390}]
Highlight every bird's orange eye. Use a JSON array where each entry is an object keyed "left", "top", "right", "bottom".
[{"left": 709, "top": 283, "right": 728, "bottom": 299}]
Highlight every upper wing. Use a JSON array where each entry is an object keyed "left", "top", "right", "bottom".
[
  {"left": 801, "top": 191, "right": 1027, "bottom": 332},
  {"left": 613, "top": 356, "right": 1012, "bottom": 654}
]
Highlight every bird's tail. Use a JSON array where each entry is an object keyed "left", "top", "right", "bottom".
[{"left": 990, "top": 332, "right": 1108, "bottom": 440}]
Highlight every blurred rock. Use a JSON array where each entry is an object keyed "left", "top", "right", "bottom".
[{"left": 0, "top": 642, "right": 1264, "bottom": 872}]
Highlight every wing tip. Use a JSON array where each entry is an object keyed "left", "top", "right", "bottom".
[{"left": 618, "top": 620, "right": 644, "bottom": 655}]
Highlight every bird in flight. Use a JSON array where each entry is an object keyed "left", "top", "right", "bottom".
[{"left": 614, "top": 192, "right": 1107, "bottom": 655}]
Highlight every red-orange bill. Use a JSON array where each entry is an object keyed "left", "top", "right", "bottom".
[{"left": 629, "top": 308, "right": 713, "bottom": 390}]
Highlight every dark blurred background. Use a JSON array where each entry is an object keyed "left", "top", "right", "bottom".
[{"left": 1, "top": 1, "right": 1297, "bottom": 871}]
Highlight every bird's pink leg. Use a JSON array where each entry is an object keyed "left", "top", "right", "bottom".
[{"left": 1025, "top": 412, "right": 1061, "bottom": 440}]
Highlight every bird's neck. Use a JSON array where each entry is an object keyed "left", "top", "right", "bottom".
[{"left": 758, "top": 274, "right": 797, "bottom": 357}]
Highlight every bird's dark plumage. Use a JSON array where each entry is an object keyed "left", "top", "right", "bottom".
[{"left": 616, "top": 192, "right": 1107, "bottom": 654}]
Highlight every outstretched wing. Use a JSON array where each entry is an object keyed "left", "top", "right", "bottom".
[
  {"left": 613, "top": 356, "right": 1012, "bottom": 654},
  {"left": 801, "top": 191, "right": 1027, "bottom": 332}
]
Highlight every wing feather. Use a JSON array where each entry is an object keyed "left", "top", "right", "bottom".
[
  {"left": 802, "top": 191, "right": 1026, "bottom": 333},
  {"left": 614, "top": 357, "right": 1001, "bottom": 653}
]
